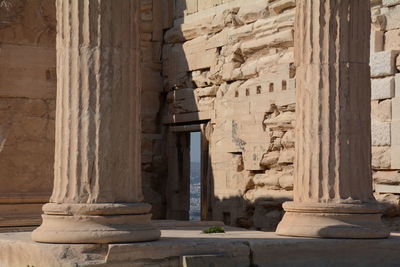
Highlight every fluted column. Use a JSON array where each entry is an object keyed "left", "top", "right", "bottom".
[
  {"left": 276, "top": 0, "right": 389, "bottom": 238},
  {"left": 31, "top": 0, "right": 160, "bottom": 243}
]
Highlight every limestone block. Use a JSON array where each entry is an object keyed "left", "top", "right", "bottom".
[
  {"left": 0, "top": 45, "right": 56, "bottom": 99},
  {"left": 243, "top": 144, "right": 268, "bottom": 171},
  {"left": 240, "top": 29, "right": 294, "bottom": 57},
  {"left": 373, "top": 171, "right": 400, "bottom": 185},
  {"left": 371, "top": 121, "right": 391, "bottom": 146},
  {"left": 195, "top": 86, "right": 218, "bottom": 97},
  {"left": 278, "top": 172, "right": 294, "bottom": 190},
  {"left": 260, "top": 151, "right": 280, "bottom": 168},
  {"left": 269, "top": 0, "right": 296, "bottom": 15},
  {"left": 392, "top": 121, "right": 400, "bottom": 145},
  {"left": 371, "top": 30, "right": 384, "bottom": 53},
  {"left": 198, "top": 0, "right": 222, "bottom": 11},
  {"left": 371, "top": 77, "right": 395, "bottom": 100},
  {"left": 188, "top": 46, "right": 217, "bottom": 71},
  {"left": 278, "top": 149, "right": 295, "bottom": 164},
  {"left": 264, "top": 111, "right": 295, "bottom": 129},
  {"left": 385, "top": 29, "right": 400, "bottom": 50},
  {"left": 253, "top": 170, "right": 280, "bottom": 188},
  {"left": 370, "top": 50, "right": 398, "bottom": 77},
  {"left": 228, "top": 24, "right": 254, "bottom": 43},
  {"left": 383, "top": 0, "right": 400, "bottom": 6},
  {"left": 372, "top": 146, "right": 391, "bottom": 169},
  {"left": 392, "top": 98, "right": 400, "bottom": 121},
  {"left": 192, "top": 71, "right": 211, "bottom": 87},
  {"left": 253, "top": 9, "right": 295, "bottom": 37},
  {"left": 371, "top": 14, "right": 386, "bottom": 32},
  {"left": 164, "top": 15, "right": 214, "bottom": 43},
  {"left": 183, "top": 36, "right": 218, "bottom": 71},
  {"left": 236, "top": 0, "right": 269, "bottom": 24},
  {"left": 281, "top": 130, "right": 295, "bottom": 149},
  {"left": 392, "top": 145, "right": 400, "bottom": 169},
  {"left": 371, "top": 99, "right": 392, "bottom": 122},
  {"left": 395, "top": 74, "right": 400, "bottom": 97},
  {"left": 397, "top": 55, "right": 400, "bottom": 71},
  {"left": 0, "top": 98, "right": 54, "bottom": 202},
  {"left": 206, "top": 29, "right": 229, "bottom": 49},
  {"left": 0, "top": 0, "right": 55, "bottom": 46},
  {"left": 185, "top": 0, "right": 199, "bottom": 15},
  {"left": 244, "top": 188, "right": 293, "bottom": 203},
  {"left": 384, "top": 5, "right": 400, "bottom": 30}
]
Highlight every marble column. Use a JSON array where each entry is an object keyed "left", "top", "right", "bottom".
[
  {"left": 31, "top": 0, "right": 160, "bottom": 243},
  {"left": 276, "top": 0, "right": 389, "bottom": 238}
]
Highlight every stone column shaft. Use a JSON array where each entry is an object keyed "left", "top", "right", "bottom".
[
  {"left": 32, "top": 0, "right": 160, "bottom": 243},
  {"left": 276, "top": 0, "right": 389, "bottom": 238}
]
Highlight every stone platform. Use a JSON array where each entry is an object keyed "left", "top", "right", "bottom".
[{"left": 1, "top": 221, "right": 400, "bottom": 266}]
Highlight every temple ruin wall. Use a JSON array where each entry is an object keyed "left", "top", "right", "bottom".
[{"left": 1, "top": 0, "right": 400, "bottom": 231}]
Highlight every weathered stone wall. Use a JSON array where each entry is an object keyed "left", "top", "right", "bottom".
[
  {"left": 163, "top": 0, "right": 400, "bottom": 230},
  {"left": 163, "top": 0, "right": 296, "bottom": 229},
  {"left": 139, "top": 0, "right": 174, "bottom": 218},
  {"left": 370, "top": 0, "right": 400, "bottom": 230},
  {"left": 0, "top": 0, "right": 56, "bottom": 228}
]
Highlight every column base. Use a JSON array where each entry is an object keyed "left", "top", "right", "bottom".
[
  {"left": 31, "top": 203, "right": 161, "bottom": 243},
  {"left": 276, "top": 202, "right": 390, "bottom": 238}
]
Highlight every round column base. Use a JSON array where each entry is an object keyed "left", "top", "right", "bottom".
[
  {"left": 32, "top": 203, "right": 161, "bottom": 243},
  {"left": 276, "top": 202, "right": 390, "bottom": 239}
]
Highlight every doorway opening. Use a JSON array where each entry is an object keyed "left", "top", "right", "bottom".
[
  {"left": 190, "top": 132, "right": 201, "bottom": 221},
  {"left": 166, "top": 124, "right": 211, "bottom": 221}
]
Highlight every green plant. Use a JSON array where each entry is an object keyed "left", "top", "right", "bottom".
[{"left": 202, "top": 226, "right": 225, "bottom": 234}]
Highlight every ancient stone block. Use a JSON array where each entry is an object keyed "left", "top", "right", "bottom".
[
  {"left": 383, "top": 0, "right": 400, "bottom": 7},
  {"left": 197, "top": 0, "right": 222, "bottom": 11},
  {"left": 392, "top": 145, "right": 400, "bottom": 169},
  {"left": 385, "top": 29, "right": 400, "bottom": 50},
  {"left": 396, "top": 55, "right": 400, "bottom": 71},
  {"left": 395, "top": 74, "right": 400, "bottom": 97},
  {"left": 269, "top": 0, "right": 296, "bottom": 15},
  {"left": 278, "top": 173, "right": 294, "bottom": 190},
  {"left": 392, "top": 97, "right": 400, "bottom": 121},
  {"left": 373, "top": 171, "right": 400, "bottom": 185},
  {"left": 371, "top": 121, "right": 391, "bottom": 146},
  {"left": 0, "top": 0, "right": 56, "bottom": 46},
  {"left": 0, "top": 45, "right": 56, "bottom": 99},
  {"left": 260, "top": 151, "right": 280, "bottom": 168},
  {"left": 371, "top": 77, "right": 395, "bottom": 100},
  {"left": 392, "top": 121, "right": 400, "bottom": 145},
  {"left": 0, "top": 98, "right": 54, "bottom": 204},
  {"left": 371, "top": 99, "right": 392, "bottom": 122},
  {"left": 277, "top": 149, "right": 294, "bottom": 164},
  {"left": 383, "top": 5, "right": 400, "bottom": 30},
  {"left": 371, "top": 30, "right": 384, "bottom": 53},
  {"left": 372, "top": 146, "right": 391, "bottom": 169},
  {"left": 253, "top": 171, "right": 280, "bottom": 188},
  {"left": 236, "top": 0, "right": 269, "bottom": 24},
  {"left": 370, "top": 50, "right": 398, "bottom": 77},
  {"left": 241, "top": 30, "right": 294, "bottom": 57}
]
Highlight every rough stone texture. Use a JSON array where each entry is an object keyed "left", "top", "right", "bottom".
[
  {"left": 371, "top": 121, "right": 391, "bottom": 146},
  {"left": 371, "top": 76, "right": 395, "bottom": 100},
  {"left": 370, "top": 50, "right": 398, "bottom": 77},
  {"left": 0, "top": 0, "right": 56, "bottom": 229},
  {"left": 371, "top": 99, "right": 392, "bottom": 122},
  {"left": 31, "top": 0, "right": 160, "bottom": 244},
  {"left": 2, "top": 226, "right": 400, "bottom": 266}
]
